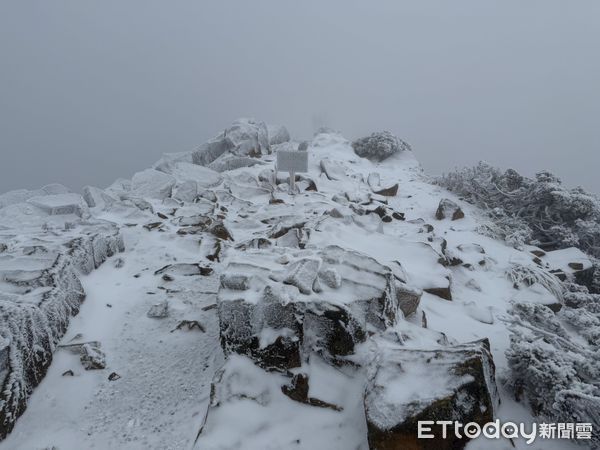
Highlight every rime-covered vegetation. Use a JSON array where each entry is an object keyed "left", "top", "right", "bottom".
[
  {"left": 437, "top": 163, "right": 600, "bottom": 256},
  {"left": 439, "top": 163, "right": 600, "bottom": 444}
]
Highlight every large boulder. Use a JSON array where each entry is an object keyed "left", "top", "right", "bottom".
[
  {"left": 130, "top": 169, "right": 176, "bottom": 200},
  {"left": 217, "top": 246, "right": 402, "bottom": 370},
  {"left": 192, "top": 118, "right": 270, "bottom": 167},
  {"left": 352, "top": 131, "right": 411, "bottom": 162},
  {"left": 365, "top": 339, "right": 499, "bottom": 450},
  {"left": 153, "top": 161, "right": 223, "bottom": 200}
]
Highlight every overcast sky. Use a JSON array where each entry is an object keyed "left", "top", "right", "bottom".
[{"left": 1, "top": 1, "right": 599, "bottom": 194}]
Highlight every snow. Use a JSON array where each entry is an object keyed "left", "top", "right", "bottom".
[{"left": 195, "top": 354, "right": 367, "bottom": 450}]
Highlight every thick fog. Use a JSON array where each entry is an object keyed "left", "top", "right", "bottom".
[{"left": 1, "top": 0, "right": 599, "bottom": 194}]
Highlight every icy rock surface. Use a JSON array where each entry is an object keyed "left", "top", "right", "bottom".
[
  {"left": 27, "top": 193, "right": 90, "bottom": 218},
  {"left": 217, "top": 245, "right": 404, "bottom": 370},
  {"left": 192, "top": 118, "right": 270, "bottom": 167},
  {"left": 352, "top": 131, "right": 411, "bottom": 162},
  {"left": 365, "top": 339, "right": 498, "bottom": 450},
  {"left": 130, "top": 169, "right": 176, "bottom": 200},
  {"left": 80, "top": 343, "right": 106, "bottom": 370},
  {"left": 82, "top": 186, "right": 115, "bottom": 210},
  {"left": 0, "top": 221, "right": 123, "bottom": 438}
]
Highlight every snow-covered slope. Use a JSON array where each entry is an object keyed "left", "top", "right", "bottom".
[{"left": 0, "top": 123, "right": 595, "bottom": 449}]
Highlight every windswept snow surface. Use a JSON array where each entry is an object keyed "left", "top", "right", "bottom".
[{"left": 0, "top": 129, "right": 585, "bottom": 449}]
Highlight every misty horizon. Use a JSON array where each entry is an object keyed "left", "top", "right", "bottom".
[{"left": 1, "top": 1, "right": 599, "bottom": 193}]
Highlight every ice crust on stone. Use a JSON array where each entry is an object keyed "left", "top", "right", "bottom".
[{"left": 0, "top": 220, "right": 123, "bottom": 438}]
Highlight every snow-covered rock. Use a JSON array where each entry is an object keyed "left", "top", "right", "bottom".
[
  {"left": 195, "top": 355, "right": 366, "bottom": 449},
  {"left": 0, "top": 222, "right": 124, "bottom": 438},
  {"left": 82, "top": 186, "right": 115, "bottom": 210},
  {"left": 27, "top": 193, "right": 89, "bottom": 218},
  {"left": 130, "top": 169, "right": 176, "bottom": 200},
  {"left": 154, "top": 161, "right": 222, "bottom": 190},
  {"left": 217, "top": 246, "right": 403, "bottom": 370},
  {"left": 80, "top": 343, "right": 106, "bottom": 370},
  {"left": 192, "top": 118, "right": 270, "bottom": 168},
  {"left": 435, "top": 198, "right": 465, "bottom": 221},
  {"left": 147, "top": 300, "right": 169, "bottom": 318},
  {"left": 320, "top": 158, "right": 346, "bottom": 181},
  {"left": 365, "top": 339, "right": 498, "bottom": 450}
]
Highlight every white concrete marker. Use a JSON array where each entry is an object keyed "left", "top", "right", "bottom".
[{"left": 276, "top": 149, "right": 308, "bottom": 194}]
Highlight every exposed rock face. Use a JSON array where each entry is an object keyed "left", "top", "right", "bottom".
[
  {"left": 320, "top": 159, "right": 346, "bottom": 181},
  {"left": 395, "top": 284, "right": 422, "bottom": 317},
  {"left": 217, "top": 246, "right": 402, "bottom": 370},
  {"left": 352, "top": 131, "right": 411, "bottom": 162},
  {"left": 374, "top": 183, "right": 399, "bottom": 197},
  {"left": 0, "top": 223, "right": 124, "bottom": 438},
  {"left": 365, "top": 339, "right": 498, "bottom": 450},
  {"left": 192, "top": 118, "right": 270, "bottom": 167},
  {"left": 435, "top": 198, "right": 465, "bottom": 221}
]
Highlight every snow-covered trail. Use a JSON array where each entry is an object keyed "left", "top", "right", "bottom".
[{"left": 1, "top": 227, "right": 222, "bottom": 450}]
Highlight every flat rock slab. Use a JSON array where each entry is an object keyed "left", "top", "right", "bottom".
[
  {"left": 365, "top": 339, "right": 498, "bottom": 450},
  {"left": 27, "top": 193, "right": 89, "bottom": 217}
]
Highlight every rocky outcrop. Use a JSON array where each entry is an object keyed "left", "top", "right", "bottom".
[
  {"left": 217, "top": 246, "right": 404, "bottom": 370},
  {"left": 0, "top": 224, "right": 124, "bottom": 439},
  {"left": 365, "top": 339, "right": 498, "bottom": 450},
  {"left": 192, "top": 118, "right": 270, "bottom": 168}
]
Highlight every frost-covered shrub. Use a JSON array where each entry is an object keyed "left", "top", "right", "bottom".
[
  {"left": 505, "top": 300, "right": 600, "bottom": 446},
  {"left": 437, "top": 162, "right": 600, "bottom": 256},
  {"left": 352, "top": 131, "right": 411, "bottom": 162},
  {"left": 476, "top": 208, "right": 532, "bottom": 249},
  {"left": 505, "top": 263, "right": 565, "bottom": 302}
]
